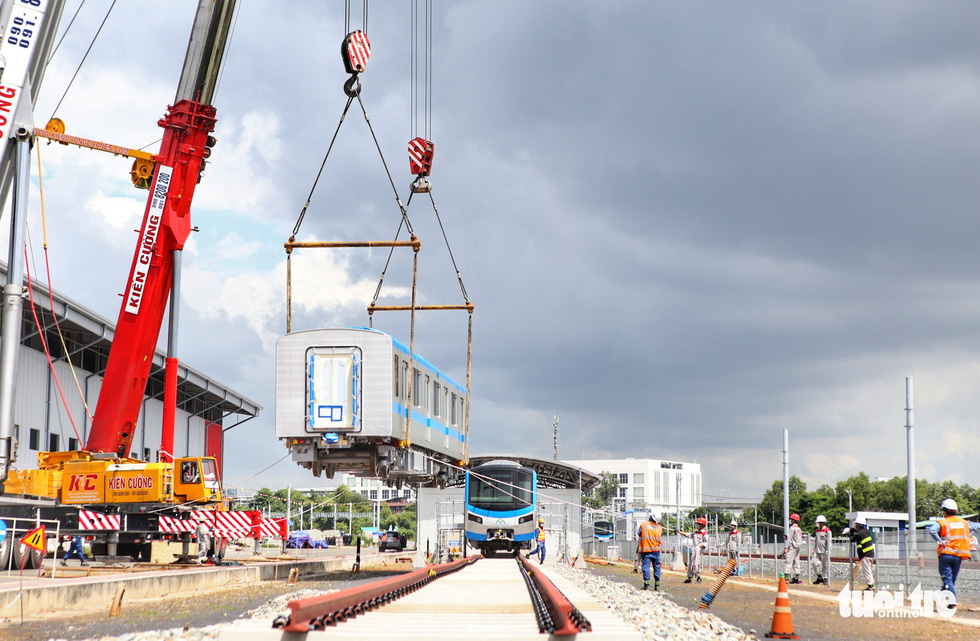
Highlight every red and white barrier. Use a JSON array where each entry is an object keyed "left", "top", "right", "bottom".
[
  {"left": 157, "top": 511, "right": 287, "bottom": 541},
  {"left": 78, "top": 509, "right": 121, "bottom": 530}
]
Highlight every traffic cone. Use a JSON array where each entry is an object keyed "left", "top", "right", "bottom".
[{"left": 765, "top": 576, "right": 800, "bottom": 639}]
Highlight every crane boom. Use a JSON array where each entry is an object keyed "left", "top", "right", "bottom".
[{"left": 86, "top": 0, "right": 238, "bottom": 457}]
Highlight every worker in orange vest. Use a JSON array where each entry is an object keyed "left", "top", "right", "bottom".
[
  {"left": 927, "top": 498, "right": 980, "bottom": 610},
  {"left": 525, "top": 517, "right": 546, "bottom": 564},
  {"left": 637, "top": 513, "right": 663, "bottom": 591}
]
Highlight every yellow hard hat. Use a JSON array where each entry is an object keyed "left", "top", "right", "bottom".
[{"left": 538, "top": 517, "right": 545, "bottom": 523}]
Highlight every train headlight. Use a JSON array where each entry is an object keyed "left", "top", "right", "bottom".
[
  {"left": 518, "top": 514, "right": 535, "bottom": 524},
  {"left": 467, "top": 514, "right": 483, "bottom": 524}
]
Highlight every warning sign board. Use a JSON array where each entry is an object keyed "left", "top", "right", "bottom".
[{"left": 20, "top": 526, "right": 45, "bottom": 552}]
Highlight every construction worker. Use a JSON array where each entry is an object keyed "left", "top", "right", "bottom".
[
  {"left": 61, "top": 534, "right": 88, "bottom": 567},
  {"left": 847, "top": 517, "right": 875, "bottom": 591},
  {"left": 811, "top": 515, "right": 832, "bottom": 585},
  {"left": 637, "top": 513, "right": 663, "bottom": 591},
  {"left": 526, "top": 517, "right": 546, "bottom": 564},
  {"left": 926, "top": 498, "right": 980, "bottom": 609},
  {"left": 195, "top": 514, "right": 211, "bottom": 564},
  {"left": 726, "top": 519, "right": 741, "bottom": 570},
  {"left": 782, "top": 513, "right": 803, "bottom": 584},
  {"left": 680, "top": 517, "right": 708, "bottom": 583}
]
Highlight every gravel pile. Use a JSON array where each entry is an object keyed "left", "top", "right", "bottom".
[{"left": 551, "top": 563, "right": 754, "bottom": 640}]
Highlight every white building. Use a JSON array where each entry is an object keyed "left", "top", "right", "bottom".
[
  {"left": 565, "top": 458, "right": 702, "bottom": 515},
  {"left": 340, "top": 474, "right": 416, "bottom": 503}
]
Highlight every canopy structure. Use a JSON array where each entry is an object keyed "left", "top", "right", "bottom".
[{"left": 460, "top": 454, "right": 601, "bottom": 492}]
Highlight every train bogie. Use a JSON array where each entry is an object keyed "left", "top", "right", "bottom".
[{"left": 276, "top": 327, "right": 466, "bottom": 485}]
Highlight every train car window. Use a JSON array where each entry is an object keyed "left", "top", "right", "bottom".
[
  {"left": 403, "top": 363, "right": 410, "bottom": 400},
  {"left": 393, "top": 355, "right": 399, "bottom": 398},
  {"left": 451, "top": 394, "right": 458, "bottom": 425},
  {"left": 432, "top": 382, "right": 441, "bottom": 417},
  {"left": 443, "top": 388, "right": 450, "bottom": 423},
  {"left": 424, "top": 375, "right": 431, "bottom": 413},
  {"left": 413, "top": 368, "right": 422, "bottom": 407},
  {"left": 307, "top": 347, "right": 361, "bottom": 429}
]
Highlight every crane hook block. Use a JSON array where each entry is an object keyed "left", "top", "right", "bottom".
[
  {"left": 341, "top": 30, "right": 371, "bottom": 75},
  {"left": 408, "top": 137, "right": 434, "bottom": 177}
]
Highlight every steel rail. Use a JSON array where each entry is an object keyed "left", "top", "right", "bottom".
[
  {"left": 516, "top": 555, "right": 592, "bottom": 636},
  {"left": 272, "top": 554, "right": 479, "bottom": 632}
]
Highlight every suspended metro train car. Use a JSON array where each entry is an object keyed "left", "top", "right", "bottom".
[
  {"left": 276, "top": 327, "right": 467, "bottom": 485},
  {"left": 464, "top": 460, "right": 537, "bottom": 557}
]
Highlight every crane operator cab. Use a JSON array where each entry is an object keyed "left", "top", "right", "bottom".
[{"left": 174, "top": 457, "right": 223, "bottom": 504}]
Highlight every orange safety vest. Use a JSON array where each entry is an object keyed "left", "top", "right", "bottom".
[
  {"left": 637, "top": 521, "right": 663, "bottom": 553},
  {"left": 537, "top": 526, "right": 545, "bottom": 542},
  {"left": 938, "top": 516, "right": 972, "bottom": 559}
]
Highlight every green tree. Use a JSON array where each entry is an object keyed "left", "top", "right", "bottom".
[
  {"left": 585, "top": 472, "right": 620, "bottom": 509},
  {"left": 756, "top": 475, "right": 808, "bottom": 526},
  {"left": 834, "top": 472, "right": 877, "bottom": 511}
]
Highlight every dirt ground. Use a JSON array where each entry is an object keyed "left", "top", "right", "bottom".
[
  {"left": 0, "top": 562, "right": 415, "bottom": 641},
  {"left": 589, "top": 559, "right": 980, "bottom": 641}
]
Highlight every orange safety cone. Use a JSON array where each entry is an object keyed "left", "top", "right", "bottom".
[{"left": 765, "top": 576, "right": 800, "bottom": 639}]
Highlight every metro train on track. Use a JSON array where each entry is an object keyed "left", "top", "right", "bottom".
[
  {"left": 276, "top": 327, "right": 467, "bottom": 485},
  {"left": 464, "top": 460, "right": 537, "bottom": 557}
]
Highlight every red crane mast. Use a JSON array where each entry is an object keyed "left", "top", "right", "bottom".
[{"left": 86, "top": 1, "right": 235, "bottom": 458}]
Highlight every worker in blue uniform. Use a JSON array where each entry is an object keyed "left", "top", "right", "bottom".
[
  {"left": 61, "top": 534, "right": 88, "bottom": 566},
  {"left": 526, "top": 518, "right": 546, "bottom": 564}
]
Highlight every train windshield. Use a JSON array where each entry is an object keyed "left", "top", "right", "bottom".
[
  {"left": 468, "top": 467, "right": 534, "bottom": 511},
  {"left": 594, "top": 521, "right": 614, "bottom": 538}
]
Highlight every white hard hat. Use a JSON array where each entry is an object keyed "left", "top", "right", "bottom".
[
  {"left": 649, "top": 513, "right": 659, "bottom": 522},
  {"left": 942, "top": 498, "right": 958, "bottom": 512},
  {"left": 730, "top": 519, "right": 738, "bottom": 527},
  {"left": 853, "top": 517, "right": 866, "bottom": 526},
  {"left": 815, "top": 515, "right": 826, "bottom": 524}
]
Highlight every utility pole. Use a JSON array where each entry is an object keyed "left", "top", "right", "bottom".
[
  {"left": 782, "top": 429, "right": 789, "bottom": 541},
  {"left": 905, "top": 376, "right": 916, "bottom": 597},
  {"left": 552, "top": 415, "right": 559, "bottom": 460}
]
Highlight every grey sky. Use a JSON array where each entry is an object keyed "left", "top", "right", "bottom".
[{"left": 6, "top": 1, "right": 980, "bottom": 504}]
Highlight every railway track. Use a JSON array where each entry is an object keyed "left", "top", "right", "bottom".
[{"left": 260, "top": 556, "right": 640, "bottom": 639}]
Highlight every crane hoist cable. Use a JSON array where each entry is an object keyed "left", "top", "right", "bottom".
[
  {"left": 368, "top": 0, "right": 475, "bottom": 460},
  {"left": 25, "top": 146, "right": 94, "bottom": 431},
  {"left": 46, "top": 0, "right": 86, "bottom": 65},
  {"left": 48, "top": 0, "right": 118, "bottom": 124},
  {"left": 286, "top": 4, "right": 417, "bottom": 334}
]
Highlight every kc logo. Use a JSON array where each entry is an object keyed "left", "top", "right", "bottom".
[{"left": 67, "top": 473, "right": 98, "bottom": 492}]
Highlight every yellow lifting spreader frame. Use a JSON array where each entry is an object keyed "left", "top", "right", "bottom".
[
  {"left": 35, "top": 118, "right": 157, "bottom": 188},
  {"left": 284, "top": 233, "right": 474, "bottom": 467}
]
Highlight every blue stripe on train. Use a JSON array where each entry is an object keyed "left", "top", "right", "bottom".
[
  {"left": 466, "top": 505, "right": 535, "bottom": 520},
  {"left": 391, "top": 402, "right": 466, "bottom": 443},
  {"left": 465, "top": 531, "right": 537, "bottom": 543}
]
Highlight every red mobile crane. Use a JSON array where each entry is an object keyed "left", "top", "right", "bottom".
[{"left": 0, "top": 1, "right": 271, "bottom": 566}]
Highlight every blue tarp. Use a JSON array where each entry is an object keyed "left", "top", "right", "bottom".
[{"left": 287, "top": 531, "right": 329, "bottom": 549}]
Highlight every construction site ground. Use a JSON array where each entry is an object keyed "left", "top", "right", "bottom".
[{"left": 587, "top": 558, "right": 980, "bottom": 640}]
